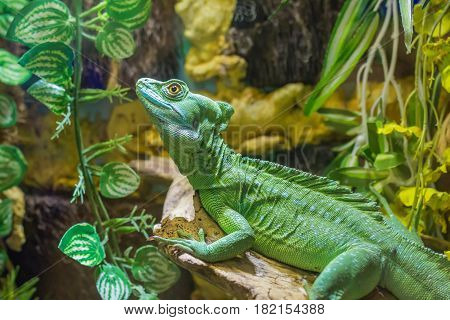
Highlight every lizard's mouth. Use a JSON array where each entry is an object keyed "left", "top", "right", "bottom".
[{"left": 136, "top": 82, "right": 190, "bottom": 130}]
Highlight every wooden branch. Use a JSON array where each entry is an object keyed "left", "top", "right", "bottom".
[{"left": 134, "top": 158, "right": 394, "bottom": 300}]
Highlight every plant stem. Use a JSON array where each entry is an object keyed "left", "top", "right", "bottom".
[
  {"left": 72, "top": 0, "right": 117, "bottom": 262},
  {"left": 82, "top": 32, "right": 97, "bottom": 41},
  {"left": 80, "top": 1, "right": 106, "bottom": 19},
  {"left": 82, "top": 15, "right": 105, "bottom": 27},
  {"left": 359, "top": 0, "right": 392, "bottom": 143}
]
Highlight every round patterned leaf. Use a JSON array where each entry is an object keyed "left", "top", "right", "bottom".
[
  {"left": 0, "top": 198, "right": 13, "bottom": 237},
  {"left": 131, "top": 245, "right": 180, "bottom": 293},
  {"left": 96, "top": 264, "right": 131, "bottom": 300},
  {"left": 99, "top": 162, "right": 140, "bottom": 199},
  {"left": 0, "top": 49, "right": 31, "bottom": 85},
  {"left": 58, "top": 223, "right": 105, "bottom": 267},
  {"left": 19, "top": 42, "right": 74, "bottom": 88},
  {"left": 0, "top": 145, "right": 27, "bottom": 193},
  {"left": 7, "top": 0, "right": 75, "bottom": 47},
  {"left": 106, "top": 0, "right": 152, "bottom": 30},
  {"left": 0, "top": 249, "right": 7, "bottom": 274},
  {"left": 139, "top": 292, "right": 158, "bottom": 300},
  {"left": 27, "top": 79, "right": 72, "bottom": 115},
  {"left": 0, "top": 14, "right": 14, "bottom": 38},
  {"left": 95, "top": 22, "right": 136, "bottom": 60},
  {"left": 0, "top": 94, "right": 17, "bottom": 128}
]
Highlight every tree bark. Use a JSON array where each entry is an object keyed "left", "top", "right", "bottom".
[{"left": 226, "top": 0, "right": 345, "bottom": 87}]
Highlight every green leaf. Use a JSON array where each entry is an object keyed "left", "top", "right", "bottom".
[
  {"left": 367, "top": 118, "right": 386, "bottom": 155},
  {"left": 27, "top": 79, "right": 72, "bottom": 115},
  {"left": 96, "top": 264, "right": 131, "bottom": 300},
  {"left": 399, "top": 0, "right": 413, "bottom": 53},
  {"left": 341, "top": 153, "right": 359, "bottom": 168},
  {"left": 99, "top": 162, "right": 140, "bottom": 199},
  {"left": 0, "top": 145, "right": 27, "bottom": 192},
  {"left": 96, "top": 22, "right": 136, "bottom": 60},
  {"left": 106, "top": 0, "right": 152, "bottom": 30},
  {"left": 374, "top": 152, "right": 405, "bottom": 170},
  {"left": 58, "top": 223, "right": 105, "bottom": 267},
  {"left": 0, "top": 49, "right": 31, "bottom": 85},
  {"left": 0, "top": 14, "right": 14, "bottom": 38},
  {"left": 1, "top": 0, "right": 30, "bottom": 14},
  {"left": 0, "top": 198, "right": 13, "bottom": 237},
  {"left": 304, "top": 0, "right": 379, "bottom": 115},
  {"left": 329, "top": 167, "right": 389, "bottom": 188},
  {"left": 7, "top": 0, "right": 75, "bottom": 47},
  {"left": 139, "top": 292, "right": 158, "bottom": 300},
  {"left": 131, "top": 245, "right": 180, "bottom": 293},
  {"left": 318, "top": 107, "right": 360, "bottom": 133},
  {"left": 19, "top": 42, "right": 74, "bottom": 88},
  {"left": 0, "top": 94, "right": 17, "bottom": 128},
  {"left": 134, "top": 285, "right": 159, "bottom": 300},
  {"left": 0, "top": 249, "right": 7, "bottom": 274}
]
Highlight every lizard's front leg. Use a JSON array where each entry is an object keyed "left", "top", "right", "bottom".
[{"left": 153, "top": 208, "right": 255, "bottom": 262}]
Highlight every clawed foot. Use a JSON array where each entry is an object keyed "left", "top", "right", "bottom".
[{"left": 150, "top": 228, "right": 208, "bottom": 258}]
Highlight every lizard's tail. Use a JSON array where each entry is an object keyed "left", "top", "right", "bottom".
[{"left": 385, "top": 238, "right": 450, "bottom": 299}]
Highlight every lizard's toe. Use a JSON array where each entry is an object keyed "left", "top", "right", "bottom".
[
  {"left": 177, "top": 229, "right": 194, "bottom": 240},
  {"left": 198, "top": 228, "right": 206, "bottom": 242}
]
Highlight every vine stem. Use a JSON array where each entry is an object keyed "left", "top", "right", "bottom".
[
  {"left": 79, "top": 1, "right": 106, "bottom": 19},
  {"left": 359, "top": 0, "right": 392, "bottom": 143},
  {"left": 72, "top": 0, "right": 120, "bottom": 262}
]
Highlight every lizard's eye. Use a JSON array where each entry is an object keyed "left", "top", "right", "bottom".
[{"left": 166, "top": 83, "right": 182, "bottom": 96}]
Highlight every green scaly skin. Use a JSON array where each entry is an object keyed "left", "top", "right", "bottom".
[{"left": 136, "top": 78, "right": 450, "bottom": 300}]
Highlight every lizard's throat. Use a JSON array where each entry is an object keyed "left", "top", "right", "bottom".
[{"left": 167, "top": 133, "right": 236, "bottom": 189}]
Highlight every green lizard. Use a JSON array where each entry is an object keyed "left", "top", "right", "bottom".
[{"left": 136, "top": 78, "right": 450, "bottom": 300}]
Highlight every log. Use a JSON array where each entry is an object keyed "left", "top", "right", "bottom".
[{"left": 134, "top": 158, "right": 394, "bottom": 300}]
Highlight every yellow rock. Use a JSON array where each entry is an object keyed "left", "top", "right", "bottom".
[
  {"left": 175, "top": 0, "right": 246, "bottom": 86},
  {"left": 107, "top": 100, "right": 164, "bottom": 155},
  {"left": 18, "top": 113, "right": 80, "bottom": 189},
  {"left": 212, "top": 82, "right": 333, "bottom": 153},
  {"left": 3, "top": 187, "right": 26, "bottom": 252}
]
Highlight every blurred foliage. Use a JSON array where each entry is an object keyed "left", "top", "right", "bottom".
[
  {"left": 0, "top": 0, "right": 38, "bottom": 299},
  {"left": 2, "top": 0, "right": 180, "bottom": 300},
  {"left": 297, "top": 0, "right": 450, "bottom": 255}
]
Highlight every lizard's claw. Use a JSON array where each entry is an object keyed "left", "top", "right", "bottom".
[
  {"left": 172, "top": 244, "right": 194, "bottom": 254},
  {"left": 151, "top": 235, "right": 208, "bottom": 259},
  {"left": 176, "top": 229, "right": 194, "bottom": 240},
  {"left": 198, "top": 228, "right": 206, "bottom": 242}
]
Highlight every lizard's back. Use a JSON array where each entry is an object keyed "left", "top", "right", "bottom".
[{"left": 200, "top": 156, "right": 450, "bottom": 299}]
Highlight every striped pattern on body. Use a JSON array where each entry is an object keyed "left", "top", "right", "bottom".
[
  {"left": 131, "top": 245, "right": 180, "bottom": 293},
  {"left": 27, "top": 79, "right": 71, "bottom": 115},
  {"left": 7, "top": 0, "right": 75, "bottom": 47},
  {"left": 0, "top": 94, "right": 17, "bottom": 128},
  {"left": 99, "top": 162, "right": 140, "bottom": 199},
  {"left": 96, "top": 22, "right": 136, "bottom": 60},
  {"left": 96, "top": 264, "right": 131, "bottom": 300},
  {"left": 19, "top": 42, "right": 74, "bottom": 88},
  {"left": 58, "top": 223, "right": 105, "bottom": 267},
  {"left": 0, "top": 49, "right": 31, "bottom": 85},
  {"left": 0, "top": 145, "right": 27, "bottom": 192}
]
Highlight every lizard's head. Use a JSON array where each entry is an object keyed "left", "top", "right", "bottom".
[{"left": 136, "top": 78, "right": 234, "bottom": 170}]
